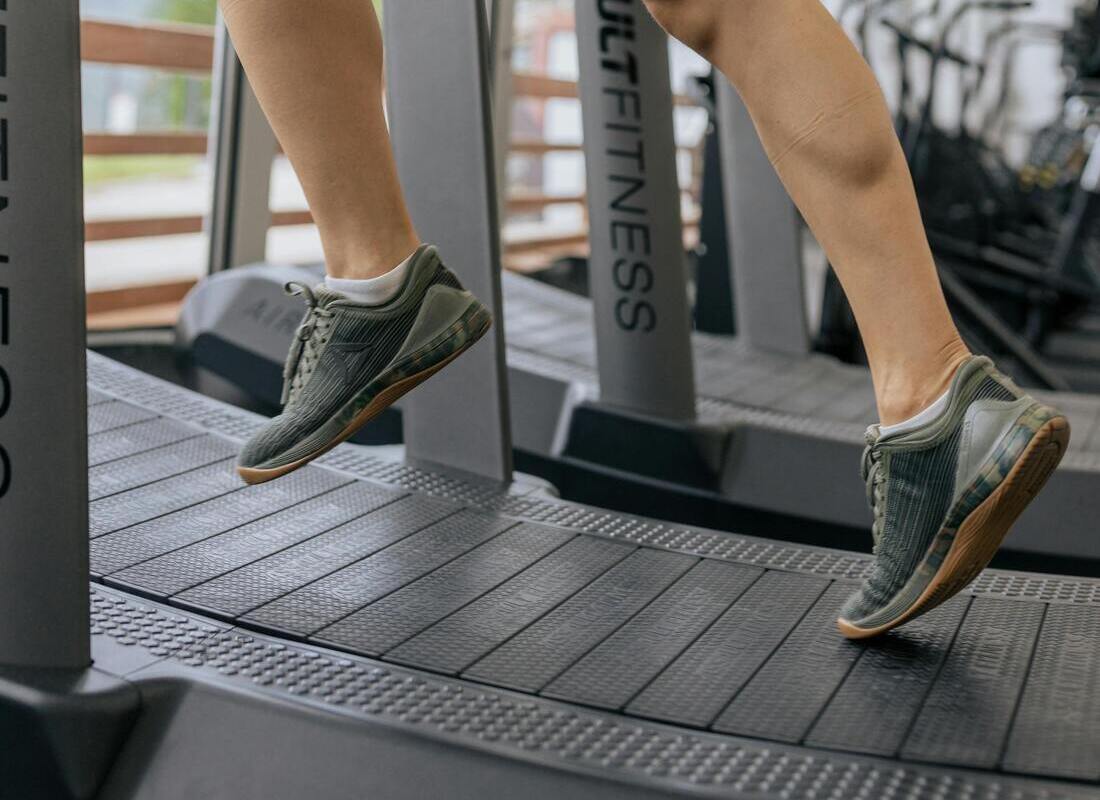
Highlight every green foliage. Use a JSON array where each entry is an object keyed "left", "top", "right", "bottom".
[
  {"left": 83, "top": 155, "right": 202, "bottom": 187},
  {"left": 150, "top": 0, "right": 217, "bottom": 25}
]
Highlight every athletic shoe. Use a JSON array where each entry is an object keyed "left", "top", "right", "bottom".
[
  {"left": 837, "top": 355, "right": 1069, "bottom": 639},
  {"left": 237, "top": 244, "right": 491, "bottom": 484}
]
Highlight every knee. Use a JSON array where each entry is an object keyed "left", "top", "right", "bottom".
[{"left": 642, "top": 0, "right": 727, "bottom": 56}]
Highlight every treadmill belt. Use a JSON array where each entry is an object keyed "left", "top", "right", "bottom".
[{"left": 84, "top": 358, "right": 1100, "bottom": 791}]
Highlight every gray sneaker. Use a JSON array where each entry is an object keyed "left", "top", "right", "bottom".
[
  {"left": 237, "top": 244, "right": 491, "bottom": 484},
  {"left": 837, "top": 355, "right": 1069, "bottom": 639}
]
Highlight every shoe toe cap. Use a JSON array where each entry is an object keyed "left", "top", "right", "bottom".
[{"left": 237, "top": 414, "right": 302, "bottom": 469}]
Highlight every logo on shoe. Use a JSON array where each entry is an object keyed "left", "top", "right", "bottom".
[{"left": 329, "top": 341, "right": 374, "bottom": 385}]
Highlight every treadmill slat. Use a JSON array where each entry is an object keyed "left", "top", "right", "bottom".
[
  {"left": 1001, "top": 604, "right": 1100, "bottom": 780},
  {"left": 174, "top": 495, "right": 456, "bottom": 617},
  {"left": 901, "top": 597, "right": 1044, "bottom": 768},
  {"left": 805, "top": 595, "right": 970, "bottom": 756},
  {"left": 87, "top": 400, "right": 157, "bottom": 434},
  {"left": 543, "top": 559, "right": 762, "bottom": 710},
  {"left": 90, "top": 466, "right": 348, "bottom": 574},
  {"left": 242, "top": 511, "right": 519, "bottom": 636},
  {"left": 384, "top": 535, "right": 633, "bottom": 672},
  {"left": 464, "top": 549, "right": 697, "bottom": 693},
  {"left": 626, "top": 570, "right": 828, "bottom": 728},
  {"left": 712, "top": 581, "right": 862, "bottom": 742},
  {"left": 88, "top": 459, "right": 244, "bottom": 538},
  {"left": 88, "top": 418, "right": 198, "bottom": 466},
  {"left": 89, "top": 435, "right": 237, "bottom": 500},
  {"left": 108, "top": 482, "right": 400, "bottom": 595}
]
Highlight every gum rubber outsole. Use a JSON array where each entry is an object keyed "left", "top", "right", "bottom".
[
  {"left": 238, "top": 312, "right": 492, "bottom": 486},
  {"left": 837, "top": 414, "right": 1070, "bottom": 640}
]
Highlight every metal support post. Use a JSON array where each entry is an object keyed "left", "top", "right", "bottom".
[
  {"left": 384, "top": 0, "right": 514, "bottom": 482},
  {"left": 207, "top": 17, "right": 276, "bottom": 273},
  {"left": 716, "top": 80, "right": 810, "bottom": 355},
  {"left": 0, "top": 0, "right": 90, "bottom": 668},
  {"left": 575, "top": 0, "right": 696, "bottom": 421},
  {"left": 488, "top": 0, "right": 517, "bottom": 209}
]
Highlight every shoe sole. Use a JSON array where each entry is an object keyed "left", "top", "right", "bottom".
[
  {"left": 837, "top": 413, "right": 1070, "bottom": 640},
  {"left": 238, "top": 308, "right": 492, "bottom": 486}
]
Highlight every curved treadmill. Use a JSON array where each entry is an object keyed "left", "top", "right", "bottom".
[
  {"left": 85, "top": 352, "right": 1099, "bottom": 798},
  {"left": 180, "top": 266, "right": 1100, "bottom": 561}
]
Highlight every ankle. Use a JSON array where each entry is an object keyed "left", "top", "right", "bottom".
[
  {"left": 875, "top": 338, "right": 971, "bottom": 426},
  {"left": 325, "top": 228, "right": 419, "bottom": 280}
]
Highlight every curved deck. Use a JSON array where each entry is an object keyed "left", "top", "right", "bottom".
[{"left": 86, "top": 353, "right": 1100, "bottom": 798}]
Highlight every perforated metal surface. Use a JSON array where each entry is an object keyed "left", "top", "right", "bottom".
[{"left": 84, "top": 353, "right": 1100, "bottom": 793}]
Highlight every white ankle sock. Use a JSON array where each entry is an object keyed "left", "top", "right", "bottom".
[
  {"left": 879, "top": 388, "right": 951, "bottom": 438},
  {"left": 326, "top": 250, "right": 416, "bottom": 305}
]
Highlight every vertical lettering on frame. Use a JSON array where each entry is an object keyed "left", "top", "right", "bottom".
[
  {"left": 595, "top": 0, "right": 657, "bottom": 333},
  {"left": 0, "top": 0, "right": 10, "bottom": 499}
]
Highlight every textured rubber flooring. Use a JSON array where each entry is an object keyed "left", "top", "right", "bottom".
[{"left": 85, "top": 353, "right": 1100, "bottom": 794}]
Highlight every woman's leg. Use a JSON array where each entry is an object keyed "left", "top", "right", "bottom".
[
  {"left": 643, "top": 0, "right": 968, "bottom": 425},
  {"left": 643, "top": 0, "right": 1068, "bottom": 639},
  {"left": 218, "top": 0, "right": 417, "bottom": 279},
  {"left": 222, "top": 0, "right": 493, "bottom": 483}
]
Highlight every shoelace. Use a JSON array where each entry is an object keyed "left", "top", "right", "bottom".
[
  {"left": 280, "top": 281, "right": 334, "bottom": 406},
  {"left": 860, "top": 428, "right": 886, "bottom": 554}
]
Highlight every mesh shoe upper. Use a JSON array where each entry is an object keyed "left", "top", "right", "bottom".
[
  {"left": 840, "top": 356, "right": 1021, "bottom": 624},
  {"left": 238, "top": 245, "right": 462, "bottom": 469}
]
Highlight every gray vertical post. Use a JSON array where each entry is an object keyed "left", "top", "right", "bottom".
[
  {"left": 575, "top": 0, "right": 696, "bottom": 421},
  {"left": 488, "top": 0, "right": 516, "bottom": 209},
  {"left": 0, "top": 1, "right": 90, "bottom": 668},
  {"left": 384, "top": 0, "right": 513, "bottom": 482},
  {"left": 716, "top": 81, "right": 810, "bottom": 354},
  {"left": 207, "top": 18, "right": 276, "bottom": 272}
]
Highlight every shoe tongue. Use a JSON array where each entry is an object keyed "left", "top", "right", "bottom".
[{"left": 864, "top": 424, "right": 882, "bottom": 446}]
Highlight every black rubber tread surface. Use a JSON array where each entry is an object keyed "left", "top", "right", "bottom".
[
  {"left": 90, "top": 465, "right": 348, "bottom": 575},
  {"left": 172, "top": 495, "right": 456, "bottom": 618},
  {"left": 87, "top": 387, "right": 113, "bottom": 406},
  {"left": 87, "top": 399, "right": 158, "bottom": 434},
  {"left": 92, "top": 585, "right": 1096, "bottom": 800},
  {"left": 542, "top": 559, "right": 762, "bottom": 711},
  {"left": 107, "top": 482, "right": 401, "bottom": 596},
  {"left": 317, "top": 523, "right": 586, "bottom": 658},
  {"left": 382, "top": 535, "right": 634, "bottom": 671},
  {"left": 805, "top": 595, "right": 970, "bottom": 756},
  {"left": 464, "top": 549, "right": 698, "bottom": 692},
  {"left": 88, "top": 434, "right": 237, "bottom": 500},
  {"left": 88, "top": 417, "right": 199, "bottom": 466},
  {"left": 88, "top": 458, "right": 244, "bottom": 538},
  {"left": 1001, "top": 604, "right": 1100, "bottom": 780},
  {"left": 712, "top": 581, "right": 863, "bottom": 742},
  {"left": 901, "top": 597, "right": 1045, "bottom": 768},
  {"left": 87, "top": 352, "right": 1100, "bottom": 606},
  {"left": 241, "top": 512, "right": 523, "bottom": 636},
  {"left": 626, "top": 570, "right": 829, "bottom": 728},
  {"left": 83, "top": 354, "right": 1100, "bottom": 791}
]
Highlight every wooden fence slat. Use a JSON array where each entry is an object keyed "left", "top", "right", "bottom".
[
  {"left": 81, "top": 19, "right": 215, "bottom": 72},
  {"left": 84, "top": 132, "right": 209, "bottom": 156}
]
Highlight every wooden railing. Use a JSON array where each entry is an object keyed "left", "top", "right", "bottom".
[{"left": 82, "top": 17, "right": 702, "bottom": 322}]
